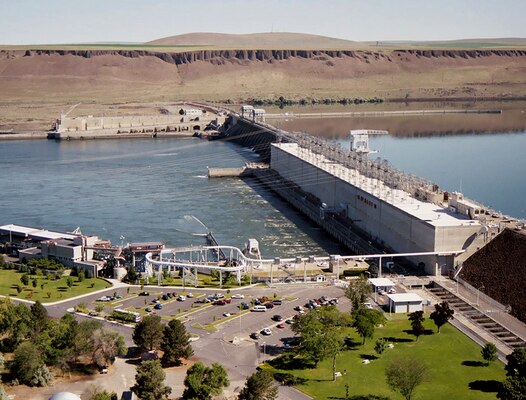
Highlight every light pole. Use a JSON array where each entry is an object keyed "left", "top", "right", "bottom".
[
  {"left": 262, "top": 342, "right": 266, "bottom": 355},
  {"left": 477, "top": 285, "right": 485, "bottom": 306}
]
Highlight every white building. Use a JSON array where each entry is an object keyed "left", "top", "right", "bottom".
[
  {"left": 387, "top": 293, "right": 423, "bottom": 313},
  {"left": 369, "top": 277, "right": 395, "bottom": 293}
]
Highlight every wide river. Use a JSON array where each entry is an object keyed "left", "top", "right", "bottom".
[{"left": 1, "top": 103, "right": 525, "bottom": 257}]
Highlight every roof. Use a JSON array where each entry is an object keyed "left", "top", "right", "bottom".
[
  {"left": 48, "top": 393, "right": 81, "bottom": 400},
  {"left": 0, "top": 224, "right": 76, "bottom": 240},
  {"left": 386, "top": 293, "right": 423, "bottom": 303},
  {"left": 272, "top": 143, "right": 481, "bottom": 228},
  {"left": 369, "top": 278, "right": 395, "bottom": 287}
]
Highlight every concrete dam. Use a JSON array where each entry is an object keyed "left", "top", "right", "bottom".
[{"left": 218, "top": 112, "right": 507, "bottom": 275}]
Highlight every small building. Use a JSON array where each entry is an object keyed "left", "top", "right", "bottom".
[
  {"left": 241, "top": 105, "right": 254, "bottom": 117},
  {"left": 386, "top": 293, "right": 423, "bottom": 313},
  {"left": 369, "top": 277, "right": 395, "bottom": 293},
  {"left": 49, "top": 392, "right": 81, "bottom": 400}
]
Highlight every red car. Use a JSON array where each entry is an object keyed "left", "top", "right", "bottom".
[
  {"left": 214, "top": 300, "right": 226, "bottom": 305},
  {"left": 264, "top": 302, "right": 274, "bottom": 309},
  {"left": 277, "top": 323, "right": 285, "bottom": 329}
]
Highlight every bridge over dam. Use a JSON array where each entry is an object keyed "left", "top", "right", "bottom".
[{"left": 212, "top": 108, "right": 510, "bottom": 276}]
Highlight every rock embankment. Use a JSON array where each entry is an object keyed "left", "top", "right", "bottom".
[
  {"left": 20, "top": 48, "right": 526, "bottom": 65},
  {"left": 460, "top": 229, "right": 526, "bottom": 323}
]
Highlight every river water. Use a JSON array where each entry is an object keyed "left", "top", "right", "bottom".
[{"left": 1, "top": 104, "right": 525, "bottom": 259}]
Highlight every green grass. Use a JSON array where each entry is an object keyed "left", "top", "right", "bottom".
[
  {"left": 0, "top": 268, "right": 111, "bottom": 302},
  {"left": 265, "top": 318, "right": 505, "bottom": 400}
]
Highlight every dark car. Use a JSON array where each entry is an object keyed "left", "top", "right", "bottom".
[
  {"left": 154, "top": 303, "right": 163, "bottom": 310},
  {"left": 250, "top": 332, "right": 260, "bottom": 340},
  {"left": 272, "top": 299, "right": 283, "bottom": 305},
  {"left": 162, "top": 294, "right": 169, "bottom": 301},
  {"left": 264, "top": 302, "right": 274, "bottom": 309},
  {"left": 272, "top": 315, "right": 283, "bottom": 321},
  {"left": 240, "top": 302, "right": 250, "bottom": 310},
  {"left": 139, "top": 291, "right": 149, "bottom": 296},
  {"left": 214, "top": 300, "right": 226, "bottom": 306}
]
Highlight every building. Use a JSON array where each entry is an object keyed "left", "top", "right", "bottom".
[
  {"left": 270, "top": 142, "right": 481, "bottom": 275},
  {"left": 369, "top": 277, "right": 395, "bottom": 293},
  {"left": 387, "top": 293, "right": 423, "bottom": 313}
]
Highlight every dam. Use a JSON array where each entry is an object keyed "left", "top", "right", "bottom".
[{"left": 214, "top": 106, "right": 513, "bottom": 275}]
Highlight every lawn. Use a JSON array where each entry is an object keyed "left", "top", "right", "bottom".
[
  {"left": 266, "top": 316, "right": 506, "bottom": 400},
  {"left": 0, "top": 268, "right": 112, "bottom": 302}
]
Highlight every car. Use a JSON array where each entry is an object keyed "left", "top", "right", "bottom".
[
  {"left": 272, "top": 299, "right": 283, "bottom": 305},
  {"left": 261, "top": 328, "right": 272, "bottom": 336},
  {"left": 285, "top": 318, "right": 294, "bottom": 324},
  {"left": 162, "top": 294, "right": 169, "bottom": 301},
  {"left": 264, "top": 302, "right": 274, "bottom": 309},
  {"left": 223, "top": 312, "right": 231, "bottom": 317},
  {"left": 97, "top": 296, "right": 112, "bottom": 302},
  {"left": 231, "top": 294, "right": 244, "bottom": 299},
  {"left": 377, "top": 289, "right": 385, "bottom": 295},
  {"left": 276, "top": 323, "right": 285, "bottom": 329},
  {"left": 294, "top": 305, "right": 304, "bottom": 312},
  {"left": 250, "top": 332, "right": 260, "bottom": 340},
  {"left": 152, "top": 299, "right": 160, "bottom": 303},
  {"left": 145, "top": 307, "right": 153, "bottom": 312},
  {"left": 254, "top": 298, "right": 261, "bottom": 305},
  {"left": 214, "top": 293, "right": 225, "bottom": 299},
  {"left": 388, "top": 288, "right": 397, "bottom": 294},
  {"left": 177, "top": 295, "right": 186, "bottom": 301},
  {"left": 224, "top": 298, "right": 232, "bottom": 304},
  {"left": 114, "top": 294, "right": 123, "bottom": 299},
  {"left": 166, "top": 292, "right": 173, "bottom": 298},
  {"left": 240, "top": 302, "right": 250, "bottom": 310},
  {"left": 139, "top": 291, "right": 149, "bottom": 296},
  {"left": 154, "top": 303, "right": 163, "bottom": 310},
  {"left": 187, "top": 293, "right": 194, "bottom": 298},
  {"left": 214, "top": 300, "right": 226, "bottom": 306},
  {"left": 272, "top": 315, "right": 283, "bottom": 321}
]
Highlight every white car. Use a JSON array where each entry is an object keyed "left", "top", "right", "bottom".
[
  {"left": 177, "top": 295, "right": 186, "bottom": 301},
  {"left": 223, "top": 312, "right": 231, "bottom": 317},
  {"left": 388, "top": 288, "right": 397, "bottom": 294},
  {"left": 231, "top": 294, "right": 244, "bottom": 299},
  {"left": 261, "top": 328, "right": 272, "bottom": 336},
  {"left": 187, "top": 293, "right": 194, "bottom": 298}
]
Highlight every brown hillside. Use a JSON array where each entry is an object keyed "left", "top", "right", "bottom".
[
  {"left": 460, "top": 229, "right": 526, "bottom": 323},
  {"left": 147, "top": 32, "right": 361, "bottom": 49}
]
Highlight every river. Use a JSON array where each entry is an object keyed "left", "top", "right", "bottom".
[{"left": 1, "top": 103, "right": 525, "bottom": 259}]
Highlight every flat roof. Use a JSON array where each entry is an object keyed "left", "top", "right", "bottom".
[
  {"left": 0, "top": 224, "right": 76, "bottom": 240},
  {"left": 369, "top": 278, "right": 395, "bottom": 287},
  {"left": 386, "top": 293, "right": 423, "bottom": 303},
  {"left": 272, "top": 143, "right": 480, "bottom": 228}
]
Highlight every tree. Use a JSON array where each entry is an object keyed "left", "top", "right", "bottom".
[
  {"left": 32, "top": 278, "right": 38, "bottom": 288},
  {"left": 408, "top": 311, "right": 425, "bottom": 341},
  {"left": 505, "top": 348, "right": 526, "bottom": 378},
  {"left": 30, "top": 300, "right": 49, "bottom": 336},
  {"left": 161, "top": 319, "right": 193, "bottom": 367},
  {"left": 385, "top": 357, "right": 428, "bottom": 400},
  {"left": 0, "top": 385, "right": 8, "bottom": 400},
  {"left": 182, "top": 362, "right": 230, "bottom": 400},
  {"left": 91, "top": 329, "right": 127, "bottom": 369},
  {"left": 78, "top": 270, "right": 85, "bottom": 282},
  {"left": 133, "top": 315, "right": 163, "bottom": 352},
  {"left": 85, "top": 386, "right": 118, "bottom": 400},
  {"left": 345, "top": 276, "right": 372, "bottom": 311},
  {"left": 21, "top": 273, "right": 30, "bottom": 286},
  {"left": 66, "top": 276, "right": 74, "bottom": 288},
  {"left": 131, "top": 360, "right": 171, "bottom": 400},
  {"left": 10, "top": 342, "right": 44, "bottom": 385},
  {"left": 238, "top": 369, "right": 278, "bottom": 400},
  {"left": 375, "top": 338, "right": 387, "bottom": 357},
  {"left": 429, "top": 301, "right": 454, "bottom": 333},
  {"left": 498, "top": 348, "right": 526, "bottom": 400},
  {"left": 481, "top": 343, "right": 498, "bottom": 366},
  {"left": 29, "top": 364, "right": 55, "bottom": 387},
  {"left": 352, "top": 308, "right": 385, "bottom": 345}
]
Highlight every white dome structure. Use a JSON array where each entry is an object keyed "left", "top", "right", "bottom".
[{"left": 48, "top": 392, "right": 81, "bottom": 400}]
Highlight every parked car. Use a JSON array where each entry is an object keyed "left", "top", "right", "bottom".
[
  {"left": 139, "top": 291, "right": 149, "bottom": 296},
  {"left": 272, "top": 299, "right": 283, "bottom": 305},
  {"left": 145, "top": 307, "right": 153, "bottom": 312},
  {"left": 277, "top": 323, "right": 285, "bottom": 329},
  {"left": 388, "top": 288, "right": 397, "bottom": 294},
  {"left": 272, "top": 315, "right": 283, "bottom": 321},
  {"left": 231, "top": 294, "right": 244, "bottom": 299},
  {"left": 224, "top": 298, "right": 232, "bottom": 304},
  {"left": 294, "top": 305, "right": 304, "bottom": 312},
  {"left": 187, "top": 293, "right": 194, "bottom": 298},
  {"left": 162, "top": 294, "right": 169, "bottom": 301},
  {"left": 214, "top": 300, "right": 226, "bottom": 306},
  {"left": 285, "top": 318, "right": 294, "bottom": 324},
  {"left": 223, "top": 312, "right": 231, "bottom": 317},
  {"left": 261, "top": 328, "right": 272, "bottom": 336},
  {"left": 240, "top": 302, "right": 250, "bottom": 310},
  {"left": 264, "top": 302, "right": 274, "bottom": 309},
  {"left": 154, "top": 303, "right": 163, "bottom": 310},
  {"left": 250, "top": 332, "right": 260, "bottom": 340},
  {"left": 97, "top": 296, "right": 112, "bottom": 302},
  {"left": 177, "top": 295, "right": 186, "bottom": 302}
]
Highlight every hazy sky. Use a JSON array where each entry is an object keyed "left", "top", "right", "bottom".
[{"left": 2, "top": 0, "right": 525, "bottom": 44}]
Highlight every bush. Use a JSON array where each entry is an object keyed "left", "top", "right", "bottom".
[{"left": 29, "top": 364, "right": 54, "bottom": 387}]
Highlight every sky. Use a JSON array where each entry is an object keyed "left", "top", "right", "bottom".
[{"left": 1, "top": 0, "right": 525, "bottom": 44}]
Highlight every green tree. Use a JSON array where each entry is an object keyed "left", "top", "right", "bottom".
[
  {"left": 78, "top": 270, "right": 85, "bottom": 282},
  {"left": 375, "top": 338, "right": 387, "bottom": 357},
  {"left": 385, "top": 357, "right": 428, "bottom": 400},
  {"left": 182, "top": 362, "right": 230, "bottom": 400},
  {"left": 352, "top": 308, "right": 385, "bottom": 345},
  {"left": 429, "top": 301, "right": 454, "bottom": 333},
  {"left": 481, "top": 343, "right": 498, "bottom": 366},
  {"left": 125, "top": 267, "right": 138, "bottom": 283},
  {"left": 91, "top": 329, "right": 127, "bottom": 369},
  {"left": 21, "top": 273, "right": 30, "bottom": 286},
  {"left": 29, "top": 364, "right": 54, "bottom": 387},
  {"left": 133, "top": 315, "right": 163, "bottom": 352},
  {"left": 498, "top": 348, "right": 526, "bottom": 400},
  {"left": 10, "top": 342, "right": 44, "bottom": 385},
  {"left": 238, "top": 369, "right": 278, "bottom": 400},
  {"left": 87, "top": 388, "right": 118, "bottom": 400},
  {"left": 30, "top": 300, "right": 49, "bottom": 337},
  {"left": 408, "top": 311, "right": 425, "bottom": 341},
  {"left": 66, "top": 276, "right": 74, "bottom": 288},
  {"left": 161, "top": 319, "right": 193, "bottom": 367},
  {"left": 345, "top": 275, "right": 372, "bottom": 311},
  {"left": 32, "top": 278, "right": 38, "bottom": 288},
  {"left": 131, "top": 360, "right": 171, "bottom": 400}
]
